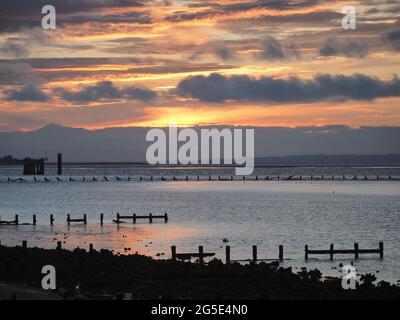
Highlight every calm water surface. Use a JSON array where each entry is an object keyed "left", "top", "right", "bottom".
[{"left": 0, "top": 165, "right": 399, "bottom": 283}]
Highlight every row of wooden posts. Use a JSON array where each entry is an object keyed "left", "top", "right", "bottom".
[
  {"left": 171, "top": 242, "right": 384, "bottom": 263},
  {"left": 5, "top": 175, "right": 399, "bottom": 183},
  {"left": 305, "top": 242, "right": 384, "bottom": 260},
  {"left": 0, "top": 213, "right": 169, "bottom": 226},
  {"left": 0, "top": 241, "right": 384, "bottom": 263}
]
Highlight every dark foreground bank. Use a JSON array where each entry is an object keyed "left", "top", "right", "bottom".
[{"left": 0, "top": 245, "right": 399, "bottom": 300}]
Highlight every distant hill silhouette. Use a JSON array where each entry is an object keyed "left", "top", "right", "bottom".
[
  {"left": 255, "top": 154, "right": 400, "bottom": 166},
  {"left": 1, "top": 123, "right": 400, "bottom": 164}
]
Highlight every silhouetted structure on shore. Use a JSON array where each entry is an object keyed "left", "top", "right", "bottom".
[{"left": 23, "top": 158, "right": 45, "bottom": 175}]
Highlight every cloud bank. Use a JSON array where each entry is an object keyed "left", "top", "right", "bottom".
[
  {"left": 58, "top": 81, "right": 157, "bottom": 103},
  {"left": 177, "top": 73, "right": 400, "bottom": 103}
]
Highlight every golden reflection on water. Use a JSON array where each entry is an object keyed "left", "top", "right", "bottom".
[{"left": 2, "top": 223, "right": 200, "bottom": 258}]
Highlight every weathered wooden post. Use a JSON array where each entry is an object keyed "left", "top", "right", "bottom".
[
  {"left": 57, "top": 153, "right": 62, "bottom": 175},
  {"left": 89, "top": 243, "right": 94, "bottom": 256},
  {"left": 67, "top": 214, "right": 70, "bottom": 225},
  {"left": 199, "top": 246, "right": 204, "bottom": 264},
  {"left": 22, "top": 240, "right": 27, "bottom": 256},
  {"left": 15, "top": 214, "right": 19, "bottom": 225},
  {"left": 354, "top": 243, "right": 359, "bottom": 259},
  {"left": 279, "top": 245, "right": 283, "bottom": 262},
  {"left": 133, "top": 213, "right": 137, "bottom": 224},
  {"left": 149, "top": 213, "right": 153, "bottom": 223},
  {"left": 33, "top": 215, "right": 37, "bottom": 225},
  {"left": 305, "top": 245, "right": 309, "bottom": 260},
  {"left": 379, "top": 242, "right": 384, "bottom": 259},
  {"left": 197, "top": 175, "right": 200, "bottom": 181},
  {"left": 116, "top": 213, "right": 120, "bottom": 224},
  {"left": 225, "top": 246, "right": 231, "bottom": 264},
  {"left": 56, "top": 240, "right": 62, "bottom": 259},
  {"left": 164, "top": 213, "right": 168, "bottom": 223},
  {"left": 100, "top": 213, "right": 104, "bottom": 226},
  {"left": 84, "top": 214, "right": 87, "bottom": 225},
  {"left": 50, "top": 214, "right": 54, "bottom": 226},
  {"left": 330, "top": 243, "right": 334, "bottom": 260},
  {"left": 171, "top": 246, "right": 176, "bottom": 260},
  {"left": 252, "top": 245, "right": 257, "bottom": 263}
]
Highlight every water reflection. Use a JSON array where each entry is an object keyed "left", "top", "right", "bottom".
[{"left": 0, "top": 223, "right": 200, "bottom": 257}]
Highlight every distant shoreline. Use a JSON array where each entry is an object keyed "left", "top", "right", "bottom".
[
  {"left": 2, "top": 163, "right": 400, "bottom": 168},
  {"left": 3, "top": 153, "right": 400, "bottom": 167}
]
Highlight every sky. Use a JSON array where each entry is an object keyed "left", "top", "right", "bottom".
[{"left": 0, "top": 0, "right": 399, "bottom": 132}]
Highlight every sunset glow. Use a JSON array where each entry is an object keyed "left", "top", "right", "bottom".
[{"left": 0, "top": 0, "right": 399, "bottom": 131}]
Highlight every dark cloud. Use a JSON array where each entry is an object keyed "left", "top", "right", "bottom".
[
  {"left": 319, "top": 37, "right": 370, "bottom": 58},
  {"left": 57, "top": 10, "right": 153, "bottom": 26},
  {"left": 0, "top": 40, "right": 29, "bottom": 57},
  {"left": 177, "top": 73, "right": 400, "bottom": 103},
  {"left": 0, "top": 62, "right": 45, "bottom": 85},
  {"left": 255, "top": 10, "right": 342, "bottom": 24},
  {"left": 166, "top": 0, "right": 323, "bottom": 22},
  {"left": 60, "top": 81, "right": 121, "bottom": 103},
  {"left": 0, "top": 0, "right": 147, "bottom": 31},
  {"left": 7, "top": 57, "right": 141, "bottom": 69},
  {"left": 58, "top": 80, "right": 156, "bottom": 103},
  {"left": 381, "top": 26, "right": 400, "bottom": 51},
  {"left": 259, "top": 36, "right": 300, "bottom": 61},
  {"left": 122, "top": 87, "right": 157, "bottom": 102},
  {"left": 4, "top": 84, "right": 49, "bottom": 101},
  {"left": 0, "top": 0, "right": 144, "bottom": 15},
  {"left": 260, "top": 37, "right": 285, "bottom": 60},
  {"left": 214, "top": 47, "right": 235, "bottom": 61}
]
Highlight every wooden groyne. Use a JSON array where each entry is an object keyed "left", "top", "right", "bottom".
[
  {"left": 305, "top": 242, "right": 384, "bottom": 260},
  {"left": 171, "top": 243, "right": 384, "bottom": 264},
  {"left": 0, "top": 240, "right": 385, "bottom": 265},
  {"left": 67, "top": 214, "right": 87, "bottom": 225},
  {"left": 171, "top": 245, "right": 215, "bottom": 263},
  {"left": 224, "top": 245, "right": 285, "bottom": 263},
  {"left": 113, "top": 213, "right": 168, "bottom": 224},
  {"left": 0, "top": 214, "right": 36, "bottom": 226},
  {"left": 0, "top": 213, "right": 170, "bottom": 226},
  {"left": 171, "top": 245, "right": 285, "bottom": 264},
  {"left": 2, "top": 174, "right": 399, "bottom": 183}
]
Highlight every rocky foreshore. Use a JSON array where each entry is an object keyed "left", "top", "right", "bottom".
[{"left": 0, "top": 245, "right": 399, "bottom": 300}]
